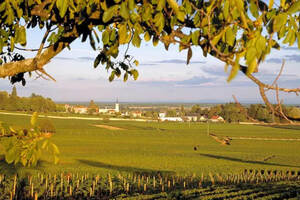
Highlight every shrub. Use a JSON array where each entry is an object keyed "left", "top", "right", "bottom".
[{"left": 38, "top": 118, "right": 56, "bottom": 133}]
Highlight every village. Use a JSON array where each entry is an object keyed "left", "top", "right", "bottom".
[{"left": 64, "top": 100, "right": 225, "bottom": 123}]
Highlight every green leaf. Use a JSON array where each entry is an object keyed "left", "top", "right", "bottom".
[
  {"left": 255, "top": 36, "right": 266, "bottom": 57},
  {"left": 247, "top": 59, "right": 257, "bottom": 75},
  {"left": 31, "top": 112, "right": 38, "bottom": 126},
  {"left": 120, "top": 2, "right": 129, "bottom": 19},
  {"left": 19, "top": 26, "right": 27, "bottom": 46},
  {"left": 102, "top": 30, "right": 109, "bottom": 45},
  {"left": 54, "top": 155, "right": 59, "bottom": 164},
  {"left": 134, "top": 60, "right": 139, "bottom": 66},
  {"left": 250, "top": 0, "right": 259, "bottom": 18},
  {"left": 297, "top": 32, "right": 300, "bottom": 49},
  {"left": 223, "top": 0, "right": 230, "bottom": 20},
  {"left": 132, "top": 32, "right": 141, "bottom": 47},
  {"left": 225, "top": 28, "right": 235, "bottom": 46},
  {"left": 123, "top": 73, "right": 128, "bottom": 82},
  {"left": 51, "top": 143, "right": 60, "bottom": 154},
  {"left": 192, "top": 30, "right": 200, "bottom": 45},
  {"left": 119, "top": 24, "right": 127, "bottom": 44},
  {"left": 109, "top": 71, "right": 115, "bottom": 82},
  {"left": 273, "top": 13, "right": 287, "bottom": 32},
  {"left": 227, "top": 62, "right": 240, "bottom": 82},
  {"left": 287, "top": 1, "right": 300, "bottom": 14},
  {"left": 268, "top": 0, "right": 274, "bottom": 9},
  {"left": 131, "top": 69, "right": 139, "bottom": 80},
  {"left": 157, "top": 0, "right": 166, "bottom": 11},
  {"left": 94, "top": 54, "right": 102, "bottom": 68},
  {"left": 144, "top": 32, "right": 151, "bottom": 42},
  {"left": 245, "top": 47, "right": 257, "bottom": 64},
  {"left": 56, "top": 0, "right": 69, "bottom": 18},
  {"left": 128, "top": 0, "right": 135, "bottom": 10},
  {"left": 103, "top": 5, "right": 118, "bottom": 23},
  {"left": 5, "top": 147, "right": 16, "bottom": 164}
]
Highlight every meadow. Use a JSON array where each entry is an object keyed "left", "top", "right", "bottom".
[{"left": 1, "top": 113, "right": 300, "bottom": 177}]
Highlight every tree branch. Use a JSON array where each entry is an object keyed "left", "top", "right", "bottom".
[{"left": 0, "top": 36, "right": 76, "bottom": 78}]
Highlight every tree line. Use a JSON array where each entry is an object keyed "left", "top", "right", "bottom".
[
  {"left": 189, "top": 103, "right": 300, "bottom": 123},
  {"left": 0, "top": 86, "right": 60, "bottom": 113}
]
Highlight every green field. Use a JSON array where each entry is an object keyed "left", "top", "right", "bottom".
[{"left": 1, "top": 113, "right": 300, "bottom": 177}]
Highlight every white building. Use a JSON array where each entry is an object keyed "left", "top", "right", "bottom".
[
  {"left": 160, "top": 117, "right": 183, "bottom": 122},
  {"left": 186, "top": 116, "right": 198, "bottom": 122},
  {"left": 159, "top": 112, "right": 166, "bottom": 118},
  {"left": 199, "top": 116, "right": 208, "bottom": 122},
  {"left": 73, "top": 106, "right": 88, "bottom": 114},
  {"left": 99, "top": 100, "right": 120, "bottom": 114}
]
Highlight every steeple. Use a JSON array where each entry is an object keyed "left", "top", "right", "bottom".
[{"left": 115, "top": 98, "right": 120, "bottom": 112}]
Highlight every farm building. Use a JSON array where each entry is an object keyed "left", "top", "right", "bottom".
[
  {"left": 160, "top": 117, "right": 183, "bottom": 122},
  {"left": 210, "top": 115, "right": 225, "bottom": 122},
  {"left": 73, "top": 106, "right": 88, "bottom": 114}
]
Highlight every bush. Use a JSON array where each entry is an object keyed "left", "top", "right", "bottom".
[{"left": 38, "top": 118, "right": 56, "bottom": 133}]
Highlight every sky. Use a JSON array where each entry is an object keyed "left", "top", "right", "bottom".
[{"left": 1, "top": 28, "right": 300, "bottom": 104}]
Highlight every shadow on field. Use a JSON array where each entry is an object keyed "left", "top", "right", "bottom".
[
  {"left": 77, "top": 159, "right": 175, "bottom": 176},
  {"left": 0, "top": 155, "right": 49, "bottom": 175},
  {"left": 0, "top": 158, "right": 19, "bottom": 175},
  {"left": 200, "top": 153, "right": 300, "bottom": 168}
]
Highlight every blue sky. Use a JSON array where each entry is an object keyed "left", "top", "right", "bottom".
[{"left": 1, "top": 29, "right": 300, "bottom": 103}]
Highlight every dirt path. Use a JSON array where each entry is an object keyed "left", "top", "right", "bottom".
[
  {"left": 0, "top": 111, "right": 150, "bottom": 122},
  {"left": 93, "top": 124, "right": 125, "bottom": 130}
]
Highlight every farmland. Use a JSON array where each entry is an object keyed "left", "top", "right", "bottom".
[{"left": 1, "top": 113, "right": 300, "bottom": 177}]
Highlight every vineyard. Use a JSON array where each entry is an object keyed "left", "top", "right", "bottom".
[
  {"left": 1, "top": 170, "right": 300, "bottom": 199},
  {"left": 1, "top": 113, "right": 300, "bottom": 199}
]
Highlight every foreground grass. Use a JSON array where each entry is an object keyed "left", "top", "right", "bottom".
[{"left": 0, "top": 113, "right": 300, "bottom": 177}]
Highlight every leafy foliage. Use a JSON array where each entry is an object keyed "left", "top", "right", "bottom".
[
  {"left": 0, "top": 0, "right": 299, "bottom": 83},
  {"left": 38, "top": 118, "right": 56, "bottom": 134},
  {"left": 0, "top": 87, "right": 57, "bottom": 112},
  {"left": 0, "top": 112, "right": 59, "bottom": 167}
]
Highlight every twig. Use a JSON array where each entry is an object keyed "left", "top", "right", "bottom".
[{"left": 275, "top": 84, "right": 293, "bottom": 124}]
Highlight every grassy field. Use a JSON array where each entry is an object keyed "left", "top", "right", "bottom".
[{"left": 1, "top": 113, "right": 300, "bottom": 177}]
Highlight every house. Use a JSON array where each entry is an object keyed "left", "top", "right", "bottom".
[
  {"left": 73, "top": 106, "right": 88, "bottom": 114},
  {"left": 132, "top": 111, "right": 142, "bottom": 118},
  {"left": 160, "top": 117, "right": 183, "bottom": 122},
  {"left": 99, "top": 100, "right": 120, "bottom": 114},
  {"left": 159, "top": 112, "right": 166, "bottom": 118},
  {"left": 186, "top": 116, "right": 198, "bottom": 122},
  {"left": 210, "top": 115, "right": 225, "bottom": 123},
  {"left": 199, "top": 115, "right": 208, "bottom": 122}
]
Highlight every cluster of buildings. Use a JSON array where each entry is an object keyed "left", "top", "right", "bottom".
[
  {"left": 65, "top": 101, "right": 120, "bottom": 114},
  {"left": 64, "top": 101, "right": 225, "bottom": 123},
  {"left": 158, "top": 113, "right": 225, "bottom": 122}
]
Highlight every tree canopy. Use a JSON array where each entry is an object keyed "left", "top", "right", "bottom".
[{"left": 0, "top": 0, "right": 299, "bottom": 118}]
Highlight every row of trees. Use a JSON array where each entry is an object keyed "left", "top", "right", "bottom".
[
  {"left": 190, "top": 103, "right": 300, "bottom": 123},
  {"left": 143, "top": 103, "right": 300, "bottom": 123},
  {"left": 0, "top": 87, "right": 60, "bottom": 113}
]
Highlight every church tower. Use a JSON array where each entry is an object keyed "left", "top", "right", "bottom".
[{"left": 115, "top": 98, "right": 120, "bottom": 113}]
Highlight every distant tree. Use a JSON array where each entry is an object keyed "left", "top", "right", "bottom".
[
  {"left": 88, "top": 100, "right": 99, "bottom": 114},
  {"left": 221, "top": 103, "right": 247, "bottom": 123},
  {"left": 286, "top": 107, "right": 300, "bottom": 120},
  {"left": 191, "top": 105, "right": 201, "bottom": 114},
  {"left": 180, "top": 105, "right": 185, "bottom": 116},
  {"left": 166, "top": 110, "right": 177, "bottom": 117},
  {"left": 11, "top": 86, "right": 17, "bottom": 97},
  {"left": 39, "top": 118, "right": 56, "bottom": 133},
  {"left": 208, "top": 105, "right": 222, "bottom": 118}
]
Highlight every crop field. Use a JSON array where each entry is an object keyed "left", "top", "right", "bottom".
[{"left": 1, "top": 113, "right": 300, "bottom": 177}]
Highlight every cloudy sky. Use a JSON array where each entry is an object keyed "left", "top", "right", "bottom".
[{"left": 1, "top": 29, "right": 300, "bottom": 103}]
